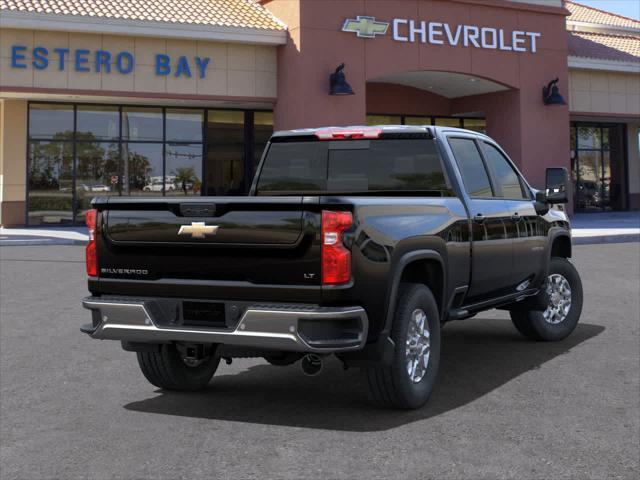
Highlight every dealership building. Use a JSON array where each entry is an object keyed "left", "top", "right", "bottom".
[{"left": 0, "top": 0, "right": 638, "bottom": 226}]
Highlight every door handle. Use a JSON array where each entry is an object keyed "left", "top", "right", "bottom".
[{"left": 474, "top": 213, "right": 486, "bottom": 224}]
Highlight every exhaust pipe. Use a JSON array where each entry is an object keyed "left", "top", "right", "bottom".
[{"left": 300, "top": 354, "right": 323, "bottom": 376}]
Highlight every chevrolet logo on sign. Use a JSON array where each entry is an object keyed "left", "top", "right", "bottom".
[
  {"left": 342, "top": 16, "right": 389, "bottom": 38},
  {"left": 178, "top": 222, "right": 219, "bottom": 239}
]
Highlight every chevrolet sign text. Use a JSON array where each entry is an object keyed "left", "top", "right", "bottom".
[{"left": 343, "top": 16, "right": 541, "bottom": 53}]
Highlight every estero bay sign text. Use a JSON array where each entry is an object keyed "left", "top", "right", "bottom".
[{"left": 9, "top": 45, "right": 211, "bottom": 78}]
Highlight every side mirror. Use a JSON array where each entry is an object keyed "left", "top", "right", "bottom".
[{"left": 545, "top": 167, "right": 569, "bottom": 204}]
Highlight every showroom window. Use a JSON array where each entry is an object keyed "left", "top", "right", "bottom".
[
  {"left": 367, "top": 115, "right": 486, "bottom": 133},
  {"left": 570, "top": 122, "right": 627, "bottom": 212},
  {"left": 27, "top": 103, "right": 273, "bottom": 225}
]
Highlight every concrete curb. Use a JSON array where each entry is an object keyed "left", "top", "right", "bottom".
[{"left": 572, "top": 234, "right": 640, "bottom": 245}]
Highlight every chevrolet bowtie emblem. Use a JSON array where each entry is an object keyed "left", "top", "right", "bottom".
[
  {"left": 178, "top": 222, "right": 219, "bottom": 239},
  {"left": 342, "top": 16, "right": 389, "bottom": 38}
]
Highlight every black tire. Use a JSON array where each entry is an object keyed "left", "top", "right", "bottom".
[
  {"left": 365, "top": 283, "right": 441, "bottom": 410},
  {"left": 511, "top": 257, "right": 583, "bottom": 341},
  {"left": 137, "top": 344, "right": 220, "bottom": 391}
]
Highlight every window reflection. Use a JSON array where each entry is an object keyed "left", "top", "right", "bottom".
[
  {"left": 166, "top": 144, "right": 203, "bottom": 196},
  {"left": 404, "top": 117, "right": 431, "bottom": 126},
  {"left": 462, "top": 118, "right": 486, "bottom": 134},
  {"left": 28, "top": 140, "right": 74, "bottom": 225},
  {"left": 366, "top": 115, "right": 402, "bottom": 125},
  {"left": 253, "top": 111, "right": 273, "bottom": 175},
  {"left": 76, "top": 141, "right": 121, "bottom": 220},
  {"left": 123, "top": 143, "right": 164, "bottom": 196},
  {"left": 577, "top": 126, "right": 601, "bottom": 149},
  {"left": 27, "top": 103, "right": 273, "bottom": 224},
  {"left": 77, "top": 106, "right": 119, "bottom": 140},
  {"left": 573, "top": 123, "right": 626, "bottom": 212},
  {"left": 206, "top": 110, "right": 245, "bottom": 196},
  {"left": 166, "top": 109, "right": 203, "bottom": 142},
  {"left": 29, "top": 104, "right": 74, "bottom": 140},
  {"left": 366, "top": 114, "right": 486, "bottom": 133},
  {"left": 435, "top": 118, "right": 462, "bottom": 128},
  {"left": 122, "top": 107, "right": 163, "bottom": 141},
  {"left": 448, "top": 138, "right": 493, "bottom": 198}
]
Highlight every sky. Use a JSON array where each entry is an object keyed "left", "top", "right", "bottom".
[{"left": 576, "top": 0, "right": 640, "bottom": 20}]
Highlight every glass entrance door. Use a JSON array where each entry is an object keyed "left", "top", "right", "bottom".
[{"left": 571, "top": 123, "right": 627, "bottom": 212}]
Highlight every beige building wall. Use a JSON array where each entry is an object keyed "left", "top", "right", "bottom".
[
  {"left": 0, "top": 29, "right": 277, "bottom": 99},
  {"left": 568, "top": 69, "right": 640, "bottom": 116},
  {"left": 0, "top": 99, "right": 27, "bottom": 226}
]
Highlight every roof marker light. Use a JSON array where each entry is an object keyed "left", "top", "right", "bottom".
[{"left": 315, "top": 127, "right": 382, "bottom": 140}]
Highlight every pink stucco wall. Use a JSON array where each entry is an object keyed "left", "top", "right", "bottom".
[{"left": 264, "top": 0, "right": 571, "bottom": 189}]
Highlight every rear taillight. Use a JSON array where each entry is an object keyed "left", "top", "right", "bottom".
[
  {"left": 321, "top": 210, "right": 353, "bottom": 285},
  {"left": 85, "top": 209, "right": 98, "bottom": 277}
]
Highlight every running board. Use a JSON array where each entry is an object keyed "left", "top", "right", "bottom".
[
  {"left": 449, "top": 288, "right": 540, "bottom": 319},
  {"left": 448, "top": 309, "right": 473, "bottom": 321}
]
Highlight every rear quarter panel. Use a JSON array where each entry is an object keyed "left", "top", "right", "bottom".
[{"left": 321, "top": 196, "right": 470, "bottom": 341}]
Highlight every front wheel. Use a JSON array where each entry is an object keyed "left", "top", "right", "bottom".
[
  {"left": 137, "top": 344, "right": 220, "bottom": 391},
  {"left": 511, "top": 257, "right": 583, "bottom": 341},
  {"left": 365, "top": 283, "right": 441, "bottom": 409}
]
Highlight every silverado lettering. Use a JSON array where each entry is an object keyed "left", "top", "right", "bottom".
[{"left": 100, "top": 268, "right": 149, "bottom": 275}]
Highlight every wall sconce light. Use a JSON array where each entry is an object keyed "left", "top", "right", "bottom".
[
  {"left": 543, "top": 78, "right": 567, "bottom": 106},
  {"left": 329, "top": 63, "right": 354, "bottom": 95}
]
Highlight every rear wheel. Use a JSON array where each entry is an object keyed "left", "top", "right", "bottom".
[
  {"left": 137, "top": 344, "right": 220, "bottom": 391},
  {"left": 511, "top": 257, "right": 583, "bottom": 341},
  {"left": 365, "top": 283, "right": 441, "bottom": 409}
]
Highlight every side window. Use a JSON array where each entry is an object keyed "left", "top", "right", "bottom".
[
  {"left": 448, "top": 138, "right": 493, "bottom": 198},
  {"left": 483, "top": 143, "right": 527, "bottom": 199}
]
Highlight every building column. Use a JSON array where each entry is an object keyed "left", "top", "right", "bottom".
[
  {"left": 453, "top": 87, "right": 571, "bottom": 193},
  {"left": 265, "top": 0, "right": 367, "bottom": 130},
  {"left": 0, "top": 99, "right": 28, "bottom": 227}
]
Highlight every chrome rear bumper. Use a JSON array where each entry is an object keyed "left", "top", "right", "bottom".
[{"left": 82, "top": 296, "right": 368, "bottom": 353}]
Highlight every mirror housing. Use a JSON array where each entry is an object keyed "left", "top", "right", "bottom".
[
  {"left": 534, "top": 190, "right": 550, "bottom": 215},
  {"left": 545, "top": 167, "right": 569, "bottom": 204}
]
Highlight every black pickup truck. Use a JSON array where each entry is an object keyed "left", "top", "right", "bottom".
[{"left": 81, "top": 125, "right": 582, "bottom": 409}]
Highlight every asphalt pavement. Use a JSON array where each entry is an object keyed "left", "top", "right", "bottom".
[{"left": 1, "top": 243, "right": 638, "bottom": 479}]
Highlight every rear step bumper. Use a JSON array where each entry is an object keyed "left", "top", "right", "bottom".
[{"left": 81, "top": 296, "right": 368, "bottom": 353}]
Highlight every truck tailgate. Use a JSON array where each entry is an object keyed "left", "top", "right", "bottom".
[{"left": 92, "top": 197, "right": 322, "bottom": 293}]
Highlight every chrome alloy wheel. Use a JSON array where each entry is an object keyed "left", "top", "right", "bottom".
[
  {"left": 406, "top": 309, "right": 431, "bottom": 383},
  {"left": 543, "top": 273, "right": 572, "bottom": 325}
]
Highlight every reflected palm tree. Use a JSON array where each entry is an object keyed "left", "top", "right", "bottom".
[{"left": 172, "top": 166, "right": 200, "bottom": 195}]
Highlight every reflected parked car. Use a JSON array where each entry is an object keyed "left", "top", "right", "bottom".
[
  {"left": 59, "top": 184, "right": 111, "bottom": 192},
  {"left": 80, "top": 184, "right": 111, "bottom": 192},
  {"left": 143, "top": 179, "right": 175, "bottom": 192}
]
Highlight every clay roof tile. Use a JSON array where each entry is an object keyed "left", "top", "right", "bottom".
[
  {"left": 568, "top": 30, "right": 640, "bottom": 62},
  {"left": 566, "top": 1, "right": 640, "bottom": 30},
  {"left": 0, "top": 0, "right": 286, "bottom": 30}
]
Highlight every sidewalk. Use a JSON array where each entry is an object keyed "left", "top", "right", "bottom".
[
  {"left": 1, "top": 212, "right": 638, "bottom": 246},
  {"left": 0, "top": 226, "right": 88, "bottom": 246},
  {"left": 571, "top": 212, "right": 640, "bottom": 245}
]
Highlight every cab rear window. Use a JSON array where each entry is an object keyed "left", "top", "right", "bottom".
[{"left": 255, "top": 139, "right": 452, "bottom": 195}]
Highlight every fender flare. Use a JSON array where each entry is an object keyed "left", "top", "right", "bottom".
[
  {"left": 536, "top": 229, "right": 571, "bottom": 283},
  {"left": 548, "top": 230, "right": 572, "bottom": 258},
  {"left": 382, "top": 249, "right": 446, "bottom": 336}
]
